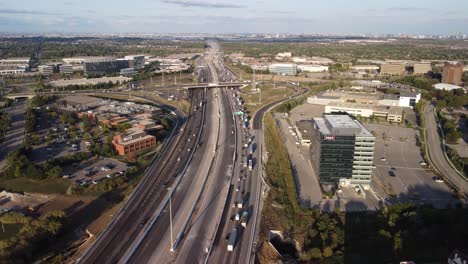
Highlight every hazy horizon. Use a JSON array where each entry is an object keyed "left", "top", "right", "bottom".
[{"left": 0, "top": 0, "right": 467, "bottom": 35}]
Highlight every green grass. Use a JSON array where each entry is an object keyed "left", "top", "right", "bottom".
[
  {"left": 0, "top": 178, "right": 71, "bottom": 194},
  {"left": 0, "top": 223, "right": 22, "bottom": 240}
]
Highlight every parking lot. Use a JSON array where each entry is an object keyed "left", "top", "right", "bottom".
[
  {"left": 365, "top": 123, "right": 460, "bottom": 208},
  {"left": 63, "top": 158, "right": 128, "bottom": 186}
]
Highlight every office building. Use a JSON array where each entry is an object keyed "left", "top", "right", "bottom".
[
  {"left": 442, "top": 62, "right": 464, "bottom": 85},
  {"left": 59, "top": 64, "right": 73, "bottom": 75},
  {"left": 124, "top": 55, "right": 145, "bottom": 70},
  {"left": 380, "top": 63, "right": 405, "bottom": 75},
  {"left": 268, "top": 63, "right": 297, "bottom": 76},
  {"left": 112, "top": 131, "right": 156, "bottom": 157},
  {"left": 84, "top": 58, "right": 130, "bottom": 77},
  {"left": 413, "top": 63, "right": 432, "bottom": 75},
  {"left": 311, "top": 115, "right": 375, "bottom": 189}
]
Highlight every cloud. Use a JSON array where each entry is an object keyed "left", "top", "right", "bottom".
[
  {"left": 0, "top": 8, "right": 57, "bottom": 15},
  {"left": 162, "top": 0, "right": 245, "bottom": 8},
  {"left": 386, "top": 7, "right": 431, "bottom": 12}
]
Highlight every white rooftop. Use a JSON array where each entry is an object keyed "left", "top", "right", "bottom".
[{"left": 314, "top": 115, "right": 373, "bottom": 137}]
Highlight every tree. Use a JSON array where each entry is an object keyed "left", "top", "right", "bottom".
[
  {"left": 310, "top": 248, "right": 322, "bottom": 259},
  {"left": 323, "top": 246, "right": 333, "bottom": 258}
]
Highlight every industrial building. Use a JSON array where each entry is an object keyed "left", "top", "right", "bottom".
[
  {"left": 351, "top": 65, "right": 379, "bottom": 71},
  {"left": 442, "top": 62, "right": 464, "bottom": 85},
  {"left": 413, "top": 63, "right": 432, "bottom": 75},
  {"left": 310, "top": 115, "right": 375, "bottom": 189},
  {"left": 38, "top": 65, "right": 54, "bottom": 75},
  {"left": 307, "top": 89, "right": 420, "bottom": 108},
  {"left": 433, "top": 83, "right": 463, "bottom": 91},
  {"left": 59, "top": 64, "right": 74, "bottom": 75},
  {"left": 268, "top": 63, "right": 297, "bottom": 76},
  {"left": 380, "top": 63, "right": 406, "bottom": 75},
  {"left": 62, "top": 56, "right": 114, "bottom": 64},
  {"left": 297, "top": 65, "right": 329, "bottom": 73},
  {"left": 325, "top": 102, "right": 404, "bottom": 123}
]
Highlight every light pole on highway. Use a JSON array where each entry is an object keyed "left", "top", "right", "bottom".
[{"left": 168, "top": 187, "right": 174, "bottom": 252}]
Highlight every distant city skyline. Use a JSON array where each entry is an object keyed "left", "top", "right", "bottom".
[{"left": 0, "top": 0, "right": 467, "bottom": 35}]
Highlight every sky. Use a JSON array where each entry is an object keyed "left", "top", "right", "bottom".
[{"left": 0, "top": 0, "right": 467, "bottom": 35}]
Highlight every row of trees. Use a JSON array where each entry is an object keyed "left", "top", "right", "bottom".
[
  {"left": 0, "top": 113, "right": 10, "bottom": 139},
  {"left": 1, "top": 147, "right": 88, "bottom": 180},
  {"left": 438, "top": 111, "right": 462, "bottom": 144},
  {"left": 0, "top": 211, "right": 66, "bottom": 263}
]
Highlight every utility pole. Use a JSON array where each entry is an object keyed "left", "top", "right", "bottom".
[{"left": 168, "top": 187, "right": 174, "bottom": 252}]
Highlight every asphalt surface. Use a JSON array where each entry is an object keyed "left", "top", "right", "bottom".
[
  {"left": 78, "top": 89, "right": 206, "bottom": 264},
  {"left": 425, "top": 104, "right": 468, "bottom": 197},
  {"left": 0, "top": 99, "right": 26, "bottom": 171},
  {"left": 174, "top": 87, "right": 235, "bottom": 263}
]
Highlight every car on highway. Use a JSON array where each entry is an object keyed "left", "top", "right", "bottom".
[
  {"left": 380, "top": 157, "right": 387, "bottom": 161},
  {"left": 433, "top": 176, "right": 444, "bottom": 183}
]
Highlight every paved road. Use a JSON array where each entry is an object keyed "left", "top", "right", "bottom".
[
  {"left": 0, "top": 99, "right": 27, "bottom": 171},
  {"left": 175, "top": 88, "right": 235, "bottom": 263},
  {"left": 425, "top": 104, "right": 468, "bottom": 197},
  {"left": 79, "top": 89, "right": 206, "bottom": 264}
]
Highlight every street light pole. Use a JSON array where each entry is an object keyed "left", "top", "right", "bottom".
[{"left": 168, "top": 187, "right": 174, "bottom": 252}]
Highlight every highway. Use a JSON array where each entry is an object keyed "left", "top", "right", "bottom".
[
  {"left": 78, "top": 88, "right": 207, "bottom": 264},
  {"left": 112, "top": 40, "right": 239, "bottom": 263},
  {"left": 424, "top": 104, "right": 468, "bottom": 197}
]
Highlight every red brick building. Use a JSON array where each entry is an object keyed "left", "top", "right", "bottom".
[{"left": 112, "top": 132, "right": 156, "bottom": 157}]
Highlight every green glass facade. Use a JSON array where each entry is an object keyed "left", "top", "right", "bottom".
[{"left": 318, "top": 135, "right": 355, "bottom": 184}]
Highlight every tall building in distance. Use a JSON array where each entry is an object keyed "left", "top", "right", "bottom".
[
  {"left": 442, "top": 62, "right": 464, "bottom": 85},
  {"left": 311, "top": 115, "right": 375, "bottom": 189}
]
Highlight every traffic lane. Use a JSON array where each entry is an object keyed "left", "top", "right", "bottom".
[{"left": 210, "top": 129, "right": 253, "bottom": 263}]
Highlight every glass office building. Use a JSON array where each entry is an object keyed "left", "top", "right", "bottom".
[
  {"left": 268, "top": 63, "right": 297, "bottom": 76},
  {"left": 84, "top": 58, "right": 130, "bottom": 77},
  {"left": 311, "top": 115, "right": 375, "bottom": 189}
]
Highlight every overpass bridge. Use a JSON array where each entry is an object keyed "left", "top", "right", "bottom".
[{"left": 3, "top": 82, "right": 246, "bottom": 99}]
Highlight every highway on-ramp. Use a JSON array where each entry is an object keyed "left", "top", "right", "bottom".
[{"left": 424, "top": 104, "right": 468, "bottom": 197}]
